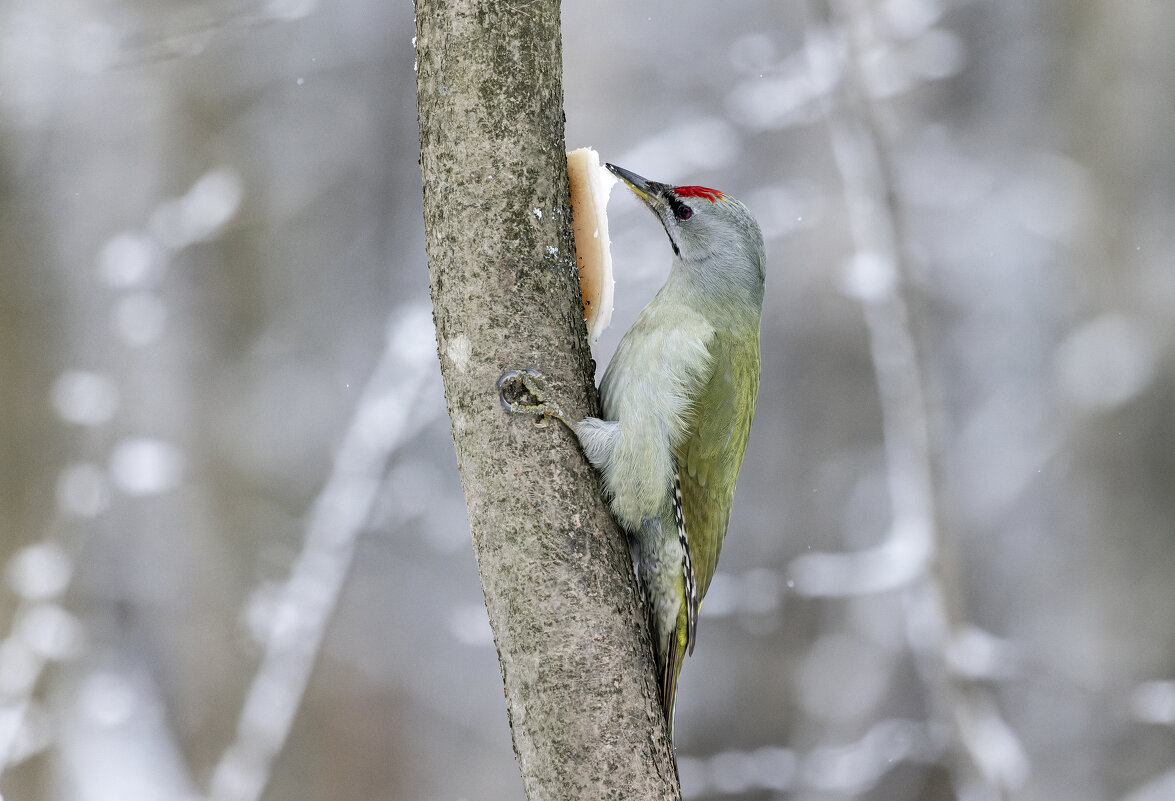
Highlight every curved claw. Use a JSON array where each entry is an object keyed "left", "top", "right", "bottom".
[{"left": 497, "top": 368, "right": 571, "bottom": 428}]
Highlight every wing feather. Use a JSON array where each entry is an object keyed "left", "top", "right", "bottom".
[
  {"left": 671, "top": 467, "right": 698, "bottom": 653},
  {"left": 675, "top": 332, "right": 760, "bottom": 647}
]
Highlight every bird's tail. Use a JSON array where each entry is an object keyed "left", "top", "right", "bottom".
[{"left": 659, "top": 602, "right": 690, "bottom": 736}]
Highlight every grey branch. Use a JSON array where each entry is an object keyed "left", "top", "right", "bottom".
[
  {"left": 798, "top": 0, "right": 1028, "bottom": 798},
  {"left": 207, "top": 310, "right": 442, "bottom": 801}
]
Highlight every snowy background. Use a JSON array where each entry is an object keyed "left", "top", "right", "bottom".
[{"left": 2, "top": 1, "right": 1174, "bottom": 800}]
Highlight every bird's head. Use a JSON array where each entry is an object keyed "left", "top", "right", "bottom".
[{"left": 605, "top": 163, "right": 765, "bottom": 294}]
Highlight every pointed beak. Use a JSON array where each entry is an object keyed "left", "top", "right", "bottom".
[{"left": 605, "top": 163, "right": 670, "bottom": 209}]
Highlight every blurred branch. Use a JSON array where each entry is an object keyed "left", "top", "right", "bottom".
[
  {"left": 415, "top": 0, "right": 680, "bottom": 797},
  {"left": 52, "top": 659, "right": 198, "bottom": 801},
  {"left": 206, "top": 309, "right": 441, "bottom": 801},
  {"left": 799, "top": 0, "right": 1027, "bottom": 798},
  {"left": 0, "top": 585, "right": 76, "bottom": 775},
  {"left": 0, "top": 156, "right": 248, "bottom": 794},
  {"left": 63, "top": 1, "right": 319, "bottom": 69},
  {"left": 1118, "top": 766, "right": 1175, "bottom": 801},
  {"left": 678, "top": 718, "right": 947, "bottom": 797}
]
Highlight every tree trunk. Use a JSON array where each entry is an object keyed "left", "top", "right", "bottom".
[{"left": 413, "top": 1, "right": 681, "bottom": 798}]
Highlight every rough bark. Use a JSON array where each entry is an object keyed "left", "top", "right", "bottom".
[{"left": 413, "top": 1, "right": 681, "bottom": 798}]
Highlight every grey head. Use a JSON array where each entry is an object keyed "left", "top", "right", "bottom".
[{"left": 605, "top": 163, "right": 766, "bottom": 297}]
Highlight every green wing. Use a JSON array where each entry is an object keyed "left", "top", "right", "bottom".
[
  {"left": 677, "top": 330, "right": 760, "bottom": 633},
  {"left": 656, "top": 330, "right": 759, "bottom": 731}
]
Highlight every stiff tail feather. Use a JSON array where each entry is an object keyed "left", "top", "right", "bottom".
[{"left": 660, "top": 609, "right": 690, "bottom": 735}]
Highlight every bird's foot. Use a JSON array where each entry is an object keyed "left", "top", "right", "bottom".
[{"left": 497, "top": 368, "right": 571, "bottom": 429}]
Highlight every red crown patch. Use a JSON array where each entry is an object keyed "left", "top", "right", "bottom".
[{"left": 673, "top": 186, "right": 724, "bottom": 203}]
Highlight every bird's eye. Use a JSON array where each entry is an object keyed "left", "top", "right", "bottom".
[{"left": 675, "top": 204, "right": 693, "bottom": 220}]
